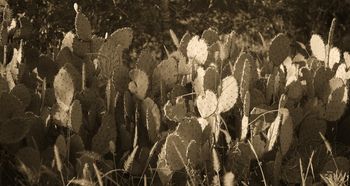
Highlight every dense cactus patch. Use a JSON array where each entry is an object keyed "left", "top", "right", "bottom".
[{"left": 0, "top": 2, "right": 350, "bottom": 186}]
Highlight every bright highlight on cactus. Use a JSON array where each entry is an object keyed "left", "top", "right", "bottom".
[{"left": 187, "top": 35, "right": 209, "bottom": 65}]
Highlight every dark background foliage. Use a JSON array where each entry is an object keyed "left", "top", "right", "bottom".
[{"left": 6, "top": 0, "right": 350, "bottom": 55}]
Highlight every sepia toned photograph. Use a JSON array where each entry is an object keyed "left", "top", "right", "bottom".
[{"left": 0, "top": 0, "right": 350, "bottom": 185}]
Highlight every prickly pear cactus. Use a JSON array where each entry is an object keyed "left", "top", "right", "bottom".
[
  {"left": 10, "top": 83, "right": 31, "bottom": 108},
  {"left": 164, "top": 97, "right": 187, "bottom": 122},
  {"left": 279, "top": 108, "right": 293, "bottom": 156},
  {"left": 128, "top": 69, "right": 149, "bottom": 100},
  {"left": 98, "top": 27, "right": 133, "bottom": 79},
  {"left": 269, "top": 33, "right": 290, "bottom": 66},
  {"left": 310, "top": 34, "right": 326, "bottom": 61},
  {"left": 0, "top": 8, "right": 349, "bottom": 185},
  {"left": 323, "top": 78, "right": 348, "bottom": 121},
  {"left": 179, "top": 32, "right": 192, "bottom": 57},
  {"left": 0, "top": 92, "right": 25, "bottom": 123},
  {"left": 137, "top": 49, "right": 158, "bottom": 77},
  {"left": 217, "top": 75, "right": 238, "bottom": 113},
  {"left": 192, "top": 67, "right": 205, "bottom": 95},
  {"left": 196, "top": 90, "right": 217, "bottom": 118},
  {"left": 53, "top": 63, "right": 79, "bottom": 111},
  {"left": 266, "top": 109, "right": 283, "bottom": 151},
  {"left": 55, "top": 134, "right": 67, "bottom": 159},
  {"left": 152, "top": 57, "right": 178, "bottom": 93},
  {"left": 310, "top": 31, "right": 340, "bottom": 69},
  {"left": 0, "top": 117, "right": 31, "bottom": 144},
  {"left": 68, "top": 100, "right": 83, "bottom": 133},
  {"left": 37, "top": 55, "right": 58, "bottom": 82},
  {"left": 142, "top": 97, "right": 161, "bottom": 143},
  {"left": 203, "top": 66, "right": 220, "bottom": 93},
  {"left": 175, "top": 117, "right": 203, "bottom": 144},
  {"left": 187, "top": 35, "right": 208, "bottom": 65},
  {"left": 74, "top": 7, "right": 92, "bottom": 41},
  {"left": 164, "top": 133, "right": 187, "bottom": 171},
  {"left": 232, "top": 53, "right": 254, "bottom": 86},
  {"left": 186, "top": 140, "right": 201, "bottom": 167},
  {"left": 91, "top": 114, "right": 117, "bottom": 155},
  {"left": 201, "top": 28, "right": 219, "bottom": 46}
]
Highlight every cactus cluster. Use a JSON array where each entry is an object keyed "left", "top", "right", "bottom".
[{"left": 0, "top": 2, "right": 349, "bottom": 185}]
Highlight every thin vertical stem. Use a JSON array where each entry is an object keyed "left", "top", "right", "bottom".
[
  {"left": 82, "top": 62, "right": 86, "bottom": 91},
  {"left": 3, "top": 44, "right": 6, "bottom": 66},
  {"left": 325, "top": 18, "right": 336, "bottom": 68},
  {"left": 248, "top": 140, "right": 267, "bottom": 186}
]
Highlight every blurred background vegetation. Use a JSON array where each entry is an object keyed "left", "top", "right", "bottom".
[{"left": 6, "top": 0, "right": 350, "bottom": 56}]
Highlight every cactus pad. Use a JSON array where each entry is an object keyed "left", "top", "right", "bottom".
[
  {"left": 112, "top": 63, "right": 130, "bottom": 93},
  {"left": 154, "top": 57, "right": 178, "bottom": 87},
  {"left": 329, "top": 47, "right": 340, "bottom": 69},
  {"left": 37, "top": 55, "right": 59, "bottom": 81},
  {"left": 69, "top": 100, "right": 83, "bottom": 133},
  {"left": 192, "top": 67, "right": 205, "bottom": 96},
  {"left": 75, "top": 11, "right": 92, "bottom": 41},
  {"left": 324, "top": 78, "right": 348, "bottom": 121},
  {"left": 142, "top": 97, "right": 161, "bottom": 143},
  {"left": 0, "top": 92, "right": 24, "bottom": 123},
  {"left": 187, "top": 35, "right": 208, "bottom": 65},
  {"left": 196, "top": 90, "right": 217, "bottom": 118},
  {"left": 164, "top": 97, "right": 187, "bottom": 122},
  {"left": 165, "top": 133, "right": 187, "bottom": 171},
  {"left": 232, "top": 53, "right": 255, "bottom": 86},
  {"left": 179, "top": 32, "right": 192, "bottom": 56},
  {"left": 298, "top": 116, "right": 327, "bottom": 146},
  {"left": 128, "top": 69, "right": 149, "bottom": 100},
  {"left": 186, "top": 140, "right": 201, "bottom": 166},
  {"left": 201, "top": 28, "right": 219, "bottom": 46},
  {"left": 69, "top": 134, "right": 85, "bottom": 163},
  {"left": 280, "top": 109, "right": 293, "bottom": 156},
  {"left": 0, "top": 117, "right": 31, "bottom": 144},
  {"left": 72, "top": 37, "right": 90, "bottom": 57},
  {"left": 286, "top": 80, "right": 303, "bottom": 100},
  {"left": 335, "top": 63, "right": 350, "bottom": 82},
  {"left": 98, "top": 27, "right": 133, "bottom": 78},
  {"left": 137, "top": 49, "right": 158, "bottom": 77},
  {"left": 217, "top": 75, "right": 238, "bottom": 113},
  {"left": 269, "top": 33, "right": 290, "bottom": 66},
  {"left": 55, "top": 135, "right": 67, "bottom": 159},
  {"left": 61, "top": 31, "right": 75, "bottom": 51},
  {"left": 314, "top": 67, "right": 333, "bottom": 102},
  {"left": 344, "top": 51, "right": 350, "bottom": 69},
  {"left": 10, "top": 84, "right": 31, "bottom": 109},
  {"left": 157, "top": 145, "right": 173, "bottom": 184},
  {"left": 203, "top": 66, "right": 219, "bottom": 93},
  {"left": 91, "top": 114, "right": 117, "bottom": 155},
  {"left": 266, "top": 111, "right": 282, "bottom": 151},
  {"left": 310, "top": 34, "right": 325, "bottom": 61},
  {"left": 176, "top": 117, "right": 203, "bottom": 144},
  {"left": 53, "top": 64, "right": 77, "bottom": 111}
]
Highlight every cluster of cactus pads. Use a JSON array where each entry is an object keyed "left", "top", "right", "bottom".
[{"left": 0, "top": 2, "right": 350, "bottom": 185}]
